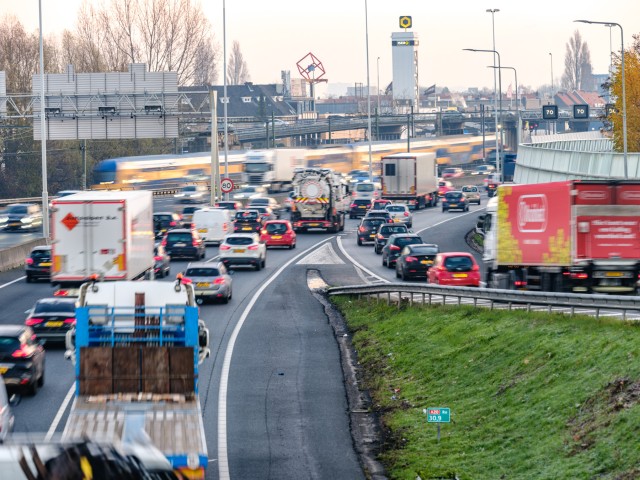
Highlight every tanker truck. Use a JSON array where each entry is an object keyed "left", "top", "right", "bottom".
[{"left": 290, "top": 168, "right": 350, "bottom": 233}]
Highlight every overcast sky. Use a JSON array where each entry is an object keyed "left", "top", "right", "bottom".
[{"left": 5, "top": 0, "right": 640, "bottom": 96}]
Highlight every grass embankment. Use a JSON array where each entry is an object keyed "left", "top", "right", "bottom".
[{"left": 332, "top": 297, "right": 640, "bottom": 480}]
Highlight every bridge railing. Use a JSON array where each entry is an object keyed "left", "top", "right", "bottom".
[{"left": 328, "top": 283, "right": 640, "bottom": 320}]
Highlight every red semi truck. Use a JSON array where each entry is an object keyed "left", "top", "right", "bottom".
[{"left": 481, "top": 180, "right": 640, "bottom": 293}]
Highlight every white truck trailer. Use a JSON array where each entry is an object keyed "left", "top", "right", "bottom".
[
  {"left": 51, "top": 190, "right": 154, "bottom": 286},
  {"left": 380, "top": 152, "right": 439, "bottom": 209},
  {"left": 241, "top": 149, "right": 307, "bottom": 193}
]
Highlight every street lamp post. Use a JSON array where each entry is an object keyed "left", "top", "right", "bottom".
[
  {"left": 488, "top": 65, "right": 519, "bottom": 148},
  {"left": 222, "top": 0, "right": 229, "bottom": 199},
  {"left": 365, "top": 0, "right": 373, "bottom": 181},
  {"left": 376, "top": 56, "right": 381, "bottom": 116},
  {"left": 464, "top": 48, "right": 502, "bottom": 181},
  {"left": 38, "top": 0, "right": 49, "bottom": 241},
  {"left": 575, "top": 19, "right": 627, "bottom": 178}
]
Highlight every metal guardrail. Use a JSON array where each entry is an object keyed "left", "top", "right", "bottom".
[{"left": 328, "top": 283, "right": 640, "bottom": 320}]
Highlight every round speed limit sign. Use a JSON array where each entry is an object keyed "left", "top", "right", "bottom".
[{"left": 220, "top": 178, "right": 234, "bottom": 193}]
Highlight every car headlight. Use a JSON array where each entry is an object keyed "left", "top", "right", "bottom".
[{"left": 21, "top": 217, "right": 33, "bottom": 224}]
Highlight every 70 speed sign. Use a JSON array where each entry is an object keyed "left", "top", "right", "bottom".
[{"left": 220, "top": 178, "right": 234, "bottom": 193}]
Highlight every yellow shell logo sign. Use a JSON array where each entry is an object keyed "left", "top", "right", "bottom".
[{"left": 399, "top": 16, "right": 412, "bottom": 29}]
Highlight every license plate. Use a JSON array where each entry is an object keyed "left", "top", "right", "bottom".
[
  {"left": 234, "top": 248, "right": 245, "bottom": 253},
  {"left": 271, "top": 235, "right": 282, "bottom": 239},
  {"left": 198, "top": 228, "right": 208, "bottom": 233},
  {"left": 421, "top": 260, "right": 433, "bottom": 265},
  {"left": 309, "top": 223, "right": 320, "bottom": 227},
  {"left": 174, "top": 242, "right": 186, "bottom": 247},
  {"left": 242, "top": 227, "right": 252, "bottom": 231},
  {"left": 39, "top": 262, "right": 52, "bottom": 266},
  {"left": 0, "top": 366, "right": 8, "bottom": 374},
  {"left": 358, "top": 206, "right": 366, "bottom": 209},
  {"left": 369, "top": 234, "right": 375, "bottom": 238},
  {"left": 606, "top": 271, "right": 623, "bottom": 277},
  {"left": 9, "top": 222, "right": 20, "bottom": 226},
  {"left": 449, "top": 204, "right": 458, "bottom": 208},
  {"left": 46, "top": 321, "right": 64, "bottom": 327},
  {"left": 453, "top": 273, "right": 468, "bottom": 278},
  {"left": 196, "top": 282, "right": 210, "bottom": 288}
]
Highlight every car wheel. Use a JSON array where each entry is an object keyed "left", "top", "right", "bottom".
[
  {"left": 357, "top": 238, "right": 363, "bottom": 246},
  {"left": 262, "top": 257, "right": 266, "bottom": 268},
  {"left": 382, "top": 256, "right": 387, "bottom": 267},
  {"left": 395, "top": 267, "right": 401, "bottom": 279},
  {"left": 25, "top": 379, "right": 38, "bottom": 396},
  {"left": 400, "top": 268, "right": 406, "bottom": 281},
  {"left": 442, "top": 207, "right": 446, "bottom": 212},
  {"left": 255, "top": 260, "right": 261, "bottom": 271},
  {"left": 25, "top": 274, "right": 32, "bottom": 283},
  {"left": 38, "top": 369, "right": 45, "bottom": 387},
  {"left": 222, "top": 294, "right": 229, "bottom": 304}
]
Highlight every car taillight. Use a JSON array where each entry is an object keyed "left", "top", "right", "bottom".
[
  {"left": 403, "top": 212, "right": 409, "bottom": 217},
  {"left": 350, "top": 203, "right": 357, "bottom": 208},
  {"left": 64, "top": 318, "right": 76, "bottom": 324},
  {"left": 161, "top": 237, "right": 167, "bottom": 246},
  {"left": 223, "top": 223, "right": 228, "bottom": 231},
  {"left": 405, "top": 256, "right": 418, "bottom": 262},
  {"left": 472, "top": 264, "right": 480, "bottom": 271},
  {"left": 154, "top": 255, "right": 162, "bottom": 261},
  {"left": 12, "top": 347, "right": 31, "bottom": 358},
  {"left": 25, "top": 318, "right": 44, "bottom": 326},
  {"left": 260, "top": 229, "right": 267, "bottom": 235},
  {"left": 220, "top": 245, "right": 231, "bottom": 251},
  {"left": 377, "top": 234, "right": 384, "bottom": 239},
  {"left": 358, "top": 226, "right": 366, "bottom": 232},
  {"left": 170, "top": 221, "right": 177, "bottom": 227},
  {"left": 214, "top": 277, "right": 225, "bottom": 285},
  {"left": 25, "top": 258, "right": 34, "bottom": 265},
  {"left": 390, "top": 245, "right": 400, "bottom": 251},
  {"left": 571, "top": 272, "right": 588, "bottom": 279},
  {"left": 192, "top": 239, "right": 199, "bottom": 246},
  {"left": 248, "top": 245, "right": 259, "bottom": 250}
]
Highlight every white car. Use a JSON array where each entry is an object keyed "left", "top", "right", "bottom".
[
  {"left": 219, "top": 233, "right": 267, "bottom": 271},
  {"left": 471, "top": 164, "right": 496, "bottom": 176},
  {"left": 174, "top": 185, "right": 208, "bottom": 204},
  {"left": 233, "top": 185, "right": 267, "bottom": 201},
  {"left": 385, "top": 203, "right": 413, "bottom": 228}
]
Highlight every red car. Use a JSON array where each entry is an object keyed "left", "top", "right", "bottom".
[
  {"left": 438, "top": 180, "right": 454, "bottom": 197},
  {"left": 427, "top": 252, "right": 480, "bottom": 286},
  {"left": 260, "top": 220, "right": 297, "bottom": 249}
]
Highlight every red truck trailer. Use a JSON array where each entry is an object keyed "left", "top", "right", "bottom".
[{"left": 481, "top": 180, "right": 640, "bottom": 293}]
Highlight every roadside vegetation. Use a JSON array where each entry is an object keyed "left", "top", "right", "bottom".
[{"left": 332, "top": 297, "right": 640, "bottom": 479}]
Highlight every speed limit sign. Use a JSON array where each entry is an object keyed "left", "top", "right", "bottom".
[{"left": 220, "top": 178, "right": 234, "bottom": 193}]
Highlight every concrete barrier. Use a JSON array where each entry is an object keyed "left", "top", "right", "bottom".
[{"left": 0, "top": 238, "right": 49, "bottom": 273}]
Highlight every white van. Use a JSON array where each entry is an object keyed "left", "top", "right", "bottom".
[
  {"left": 192, "top": 208, "right": 231, "bottom": 245},
  {"left": 352, "top": 181, "right": 380, "bottom": 200}
]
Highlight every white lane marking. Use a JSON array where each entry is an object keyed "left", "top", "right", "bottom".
[
  {"left": 218, "top": 237, "right": 333, "bottom": 480},
  {"left": 45, "top": 384, "right": 76, "bottom": 441},
  {"left": 297, "top": 242, "right": 344, "bottom": 264},
  {"left": 336, "top": 236, "right": 386, "bottom": 284},
  {"left": 0, "top": 276, "right": 26, "bottom": 289}
]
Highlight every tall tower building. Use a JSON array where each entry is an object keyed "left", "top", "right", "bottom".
[{"left": 391, "top": 31, "right": 419, "bottom": 113}]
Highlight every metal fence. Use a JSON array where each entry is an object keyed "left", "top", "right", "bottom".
[{"left": 328, "top": 283, "right": 640, "bottom": 320}]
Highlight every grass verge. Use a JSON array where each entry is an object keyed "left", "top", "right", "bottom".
[{"left": 332, "top": 297, "right": 640, "bottom": 480}]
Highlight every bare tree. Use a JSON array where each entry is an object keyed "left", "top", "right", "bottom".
[
  {"left": 227, "top": 40, "right": 250, "bottom": 85},
  {"left": 561, "top": 30, "right": 593, "bottom": 91},
  {"left": 0, "top": 15, "right": 41, "bottom": 93}
]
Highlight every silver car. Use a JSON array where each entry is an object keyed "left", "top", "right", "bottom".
[
  {"left": 461, "top": 185, "right": 481, "bottom": 205},
  {"left": 184, "top": 261, "right": 232, "bottom": 304},
  {"left": 385, "top": 204, "right": 413, "bottom": 228},
  {"left": 219, "top": 233, "right": 267, "bottom": 271}
]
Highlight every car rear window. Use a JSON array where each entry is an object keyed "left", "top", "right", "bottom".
[
  {"left": 382, "top": 226, "right": 408, "bottom": 234},
  {"left": 462, "top": 187, "right": 477, "bottom": 192},
  {"left": 445, "top": 192, "right": 464, "bottom": 199},
  {"left": 31, "top": 250, "right": 51, "bottom": 261},
  {"left": 155, "top": 215, "right": 173, "bottom": 222},
  {"left": 226, "top": 237, "right": 254, "bottom": 246},
  {"left": 354, "top": 199, "right": 371, "bottom": 206},
  {"left": 34, "top": 301, "right": 76, "bottom": 314},
  {"left": 266, "top": 223, "right": 287, "bottom": 234},
  {"left": 186, "top": 268, "right": 220, "bottom": 277},
  {"left": 395, "top": 237, "right": 422, "bottom": 247},
  {"left": 363, "top": 219, "right": 384, "bottom": 228},
  {"left": 386, "top": 205, "right": 406, "bottom": 212},
  {"left": 444, "top": 256, "right": 474, "bottom": 270},
  {"left": 0, "top": 337, "right": 20, "bottom": 353},
  {"left": 167, "top": 233, "right": 193, "bottom": 243},
  {"left": 356, "top": 183, "right": 375, "bottom": 192},
  {"left": 411, "top": 246, "right": 439, "bottom": 255}
]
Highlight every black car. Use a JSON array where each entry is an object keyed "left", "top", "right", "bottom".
[
  {"left": 395, "top": 243, "right": 440, "bottom": 280},
  {"left": 0, "top": 325, "right": 45, "bottom": 395},
  {"left": 163, "top": 229, "right": 205, "bottom": 260},
  {"left": 349, "top": 198, "right": 372, "bottom": 219},
  {"left": 442, "top": 191, "right": 470, "bottom": 212},
  {"left": 153, "top": 212, "right": 182, "bottom": 239},
  {"left": 233, "top": 209, "right": 263, "bottom": 233},
  {"left": 357, "top": 217, "right": 386, "bottom": 246},
  {"left": 25, "top": 297, "right": 77, "bottom": 344},
  {"left": 154, "top": 243, "right": 171, "bottom": 278},
  {"left": 374, "top": 224, "right": 409, "bottom": 254},
  {"left": 381, "top": 233, "right": 424, "bottom": 268},
  {"left": 1, "top": 203, "right": 43, "bottom": 232},
  {"left": 364, "top": 209, "right": 393, "bottom": 223},
  {"left": 25, "top": 245, "right": 52, "bottom": 283}
]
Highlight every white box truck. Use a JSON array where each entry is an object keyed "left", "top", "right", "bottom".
[
  {"left": 51, "top": 190, "right": 154, "bottom": 286},
  {"left": 241, "top": 149, "right": 307, "bottom": 193},
  {"left": 380, "top": 152, "right": 439, "bottom": 209}
]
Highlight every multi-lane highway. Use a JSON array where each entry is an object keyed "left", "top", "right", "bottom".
[{"left": 0, "top": 193, "right": 486, "bottom": 479}]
